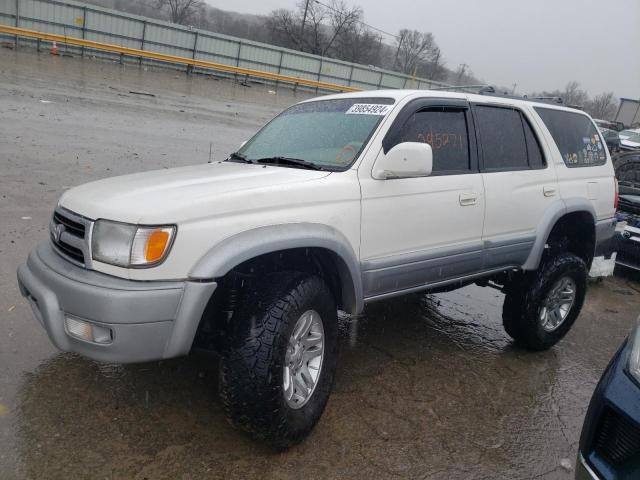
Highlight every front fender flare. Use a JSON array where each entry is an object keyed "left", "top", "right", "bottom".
[{"left": 189, "top": 223, "right": 364, "bottom": 314}]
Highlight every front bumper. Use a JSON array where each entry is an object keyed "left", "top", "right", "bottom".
[
  {"left": 609, "top": 214, "right": 640, "bottom": 270},
  {"left": 577, "top": 339, "right": 640, "bottom": 479},
  {"left": 17, "top": 242, "right": 217, "bottom": 363},
  {"left": 576, "top": 453, "right": 601, "bottom": 480}
]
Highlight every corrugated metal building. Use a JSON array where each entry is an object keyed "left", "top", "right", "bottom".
[{"left": 616, "top": 98, "right": 640, "bottom": 127}]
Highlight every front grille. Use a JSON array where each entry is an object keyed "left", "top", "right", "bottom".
[
  {"left": 50, "top": 209, "right": 91, "bottom": 266},
  {"left": 53, "top": 211, "right": 86, "bottom": 238},
  {"left": 594, "top": 407, "right": 640, "bottom": 465},
  {"left": 51, "top": 234, "right": 85, "bottom": 263}
]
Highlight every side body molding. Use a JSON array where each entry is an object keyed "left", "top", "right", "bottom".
[
  {"left": 522, "top": 197, "right": 596, "bottom": 270},
  {"left": 189, "top": 223, "right": 364, "bottom": 314}
]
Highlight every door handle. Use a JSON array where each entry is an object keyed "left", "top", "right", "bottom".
[
  {"left": 459, "top": 193, "right": 477, "bottom": 206},
  {"left": 543, "top": 185, "right": 557, "bottom": 197}
]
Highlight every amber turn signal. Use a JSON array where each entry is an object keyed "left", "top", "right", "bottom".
[{"left": 145, "top": 229, "right": 170, "bottom": 262}]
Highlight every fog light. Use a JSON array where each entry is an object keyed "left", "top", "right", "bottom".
[{"left": 64, "top": 316, "right": 113, "bottom": 344}]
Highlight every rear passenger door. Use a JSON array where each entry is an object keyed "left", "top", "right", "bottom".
[{"left": 472, "top": 104, "right": 559, "bottom": 269}]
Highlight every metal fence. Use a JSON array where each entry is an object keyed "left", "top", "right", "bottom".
[{"left": 0, "top": 0, "right": 453, "bottom": 92}]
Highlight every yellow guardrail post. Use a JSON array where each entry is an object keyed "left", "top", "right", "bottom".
[{"left": 0, "top": 25, "right": 362, "bottom": 94}]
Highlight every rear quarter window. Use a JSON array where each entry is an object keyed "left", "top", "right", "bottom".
[{"left": 534, "top": 107, "right": 607, "bottom": 167}]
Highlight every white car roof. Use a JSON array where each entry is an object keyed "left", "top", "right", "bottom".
[{"left": 303, "top": 89, "right": 588, "bottom": 116}]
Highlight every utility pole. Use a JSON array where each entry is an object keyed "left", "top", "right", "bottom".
[
  {"left": 393, "top": 35, "right": 403, "bottom": 70},
  {"left": 299, "top": 0, "right": 311, "bottom": 51},
  {"left": 457, "top": 63, "right": 468, "bottom": 84},
  {"left": 511, "top": 83, "right": 517, "bottom": 94}
]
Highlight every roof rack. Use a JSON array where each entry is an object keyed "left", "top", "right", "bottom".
[
  {"left": 525, "top": 96, "right": 565, "bottom": 105},
  {"left": 431, "top": 84, "right": 566, "bottom": 106},
  {"left": 431, "top": 84, "right": 489, "bottom": 92}
]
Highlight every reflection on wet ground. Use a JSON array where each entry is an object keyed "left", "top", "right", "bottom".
[
  {"left": 10, "top": 280, "right": 640, "bottom": 480},
  {"left": 2, "top": 47, "right": 640, "bottom": 479}
]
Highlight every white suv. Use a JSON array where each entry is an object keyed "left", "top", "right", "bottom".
[{"left": 18, "top": 90, "right": 616, "bottom": 449}]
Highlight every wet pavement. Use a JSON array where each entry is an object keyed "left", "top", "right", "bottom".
[{"left": 1, "top": 47, "right": 640, "bottom": 479}]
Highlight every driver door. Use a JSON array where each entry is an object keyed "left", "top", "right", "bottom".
[{"left": 359, "top": 98, "right": 485, "bottom": 299}]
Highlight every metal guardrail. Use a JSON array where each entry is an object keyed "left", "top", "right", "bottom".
[{"left": 0, "top": 25, "right": 362, "bottom": 92}]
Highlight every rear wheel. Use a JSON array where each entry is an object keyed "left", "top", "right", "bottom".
[
  {"left": 218, "top": 272, "right": 338, "bottom": 450},
  {"left": 503, "top": 252, "right": 587, "bottom": 351}
]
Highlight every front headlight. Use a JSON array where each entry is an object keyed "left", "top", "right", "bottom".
[
  {"left": 91, "top": 220, "right": 176, "bottom": 267},
  {"left": 629, "top": 318, "right": 640, "bottom": 383}
]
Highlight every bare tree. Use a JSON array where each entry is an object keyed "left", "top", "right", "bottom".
[
  {"left": 322, "top": 1, "right": 362, "bottom": 56},
  {"left": 585, "top": 92, "right": 617, "bottom": 120},
  {"left": 563, "top": 80, "right": 590, "bottom": 108},
  {"left": 394, "top": 30, "right": 437, "bottom": 75},
  {"left": 156, "top": 0, "right": 203, "bottom": 25},
  {"left": 333, "top": 22, "right": 381, "bottom": 65},
  {"left": 301, "top": 1, "right": 327, "bottom": 54},
  {"left": 268, "top": 8, "right": 302, "bottom": 48},
  {"left": 419, "top": 46, "right": 447, "bottom": 81},
  {"left": 269, "top": 1, "right": 362, "bottom": 56},
  {"left": 449, "top": 63, "right": 478, "bottom": 86}
]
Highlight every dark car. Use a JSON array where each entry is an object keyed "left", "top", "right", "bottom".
[
  {"left": 610, "top": 154, "right": 640, "bottom": 270},
  {"left": 576, "top": 319, "right": 640, "bottom": 479},
  {"left": 612, "top": 207, "right": 640, "bottom": 271},
  {"left": 595, "top": 119, "right": 626, "bottom": 132},
  {"left": 600, "top": 128, "right": 621, "bottom": 154}
]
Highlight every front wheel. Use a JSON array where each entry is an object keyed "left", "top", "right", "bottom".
[
  {"left": 218, "top": 273, "right": 338, "bottom": 450},
  {"left": 502, "top": 252, "right": 588, "bottom": 351}
]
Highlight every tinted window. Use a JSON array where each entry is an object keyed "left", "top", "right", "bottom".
[
  {"left": 535, "top": 107, "right": 606, "bottom": 167},
  {"left": 523, "top": 117, "right": 546, "bottom": 168},
  {"left": 396, "top": 108, "right": 470, "bottom": 172},
  {"left": 475, "top": 106, "right": 528, "bottom": 170}
]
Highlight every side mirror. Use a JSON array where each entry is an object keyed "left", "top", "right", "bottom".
[{"left": 372, "top": 142, "right": 433, "bottom": 180}]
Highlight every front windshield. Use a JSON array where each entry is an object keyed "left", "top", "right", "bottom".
[{"left": 236, "top": 97, "right": 395, "bottom": 170}]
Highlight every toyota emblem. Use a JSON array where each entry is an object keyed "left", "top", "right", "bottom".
[{"left": 54, "top": 223, "right": 65, "bottom": 242}]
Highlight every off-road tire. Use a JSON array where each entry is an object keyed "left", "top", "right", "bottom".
[
  {"left": 502, "top": 252, "right": 588, "bottom": 351},
  {"left": 218, "top": 272, "right": 338, "bottom": 450}
]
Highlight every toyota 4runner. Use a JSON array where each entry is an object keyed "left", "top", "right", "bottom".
[{"left": 17, "top": 90, "right": 617, "bottom": 449}]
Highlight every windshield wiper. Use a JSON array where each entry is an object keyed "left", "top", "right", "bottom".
[
  {"left": 253, "top": 156, "right": 326, "bottom": 171},
  {"left": 226, "top": 151, "right": 254, "bottom": 164}
]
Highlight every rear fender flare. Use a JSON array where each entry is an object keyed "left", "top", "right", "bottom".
[{"left": 522, "top": 198, "right": 596, "bottom": 270}]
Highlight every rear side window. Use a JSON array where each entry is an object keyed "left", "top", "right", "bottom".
[
  {"left": 535, "top": 107, "right": 606, "bottom": 167},
  {"left": 395, "top": 108, "right": 470, "bottom": 173},
  {"left": 475, "top": 106, "right": 528, "bottom": 170}
]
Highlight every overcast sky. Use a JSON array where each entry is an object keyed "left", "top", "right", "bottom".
[{"left": 205, "top": 0, "right": 640, "bottom": 99}]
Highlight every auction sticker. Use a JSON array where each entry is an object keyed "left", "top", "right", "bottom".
[{"left": 346, "top": 103, "right": 392, "bottom": 115}]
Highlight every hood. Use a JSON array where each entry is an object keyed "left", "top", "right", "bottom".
[
  {"left": 59, "top": 162, "right": 331, "bottom": 224},
  {"left": 621, "top": 139, "right": 640, "bottom": 149}
]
